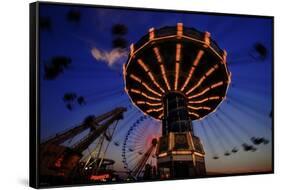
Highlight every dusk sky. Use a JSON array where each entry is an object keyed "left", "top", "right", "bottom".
[{"left": 39, "top": 3, "right": 273, "bottom": 174}]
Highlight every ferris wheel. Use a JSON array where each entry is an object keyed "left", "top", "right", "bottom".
[{"left": 121, "top": 115, "right": 161, "bottom": 179}]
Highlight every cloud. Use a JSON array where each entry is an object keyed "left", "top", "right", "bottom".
[{"left": 91, "top": 47, "right": 128, "bottom": 67}]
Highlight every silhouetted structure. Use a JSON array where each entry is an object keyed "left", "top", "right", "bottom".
[{"left": 40, "top": 107, "right": 126, "bottom": 184}]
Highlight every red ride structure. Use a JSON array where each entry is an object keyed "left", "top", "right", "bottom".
[{"left": 123, "top": 23, "right": 231, "bottom": 178}]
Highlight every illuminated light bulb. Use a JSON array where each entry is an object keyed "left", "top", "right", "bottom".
[
  {"left": 155, "top": 107, "right": 163, "bottom": 112},
  {"left": 137, "top": 59, "right": 164, "bottom": 93},
  {"left": 188, "top": 105, "right": 200, "bottom": 110},
  {"left": 223, "top": 50, "right": 227, "bottom": 65},
  {"left": 153, "top": 47, "right": 162, "bottom": 63},
  {"left": 189, "top": 112, "right": 199, "bottom": 118},
  {"left": 149, "top": 28, "right": 155, "bottom": 40},
  {"left": 176, "top": 44, "right": 181, "bottom": 62},
  {"left": 229, "top": 72, "right": 232, "bottom": 82},
  {"left": 189, "top": 96, "right": 220, "bottom": 104},
  {"left": 211, "top": 81, "right": 224, "bottom": 89},
  {"left": 123, "top": 64, "right": 126, "bottom": 76},
  {"left": 148, "top": 102, "right": 162, "bottom": 106},
  {"left": 188, "top": 87, "right": 210, "bottom": 99},
  {"left": 174, "top": 43, "right": 181, "bottom": 90},
  {"left": 205, "top": 68, "right": 214, "bottom": 76},
  {"left": 186, "top": 64, "right": 219, "bottom": 95},
  {"left": 160, "top": 65, "right": 171, "bottom": 90},
  {"left": 130, "top": 88, "right": 161, "bottom": 101},
  {"left": 136, "top": 101, "right": 145, "bottom": 104},
  {"left": 141, "top": 82, "right": 162, "bottom": 97},
  {"left": 129, "top": 74, "right": 162, "bottom": 97},
  {"left": 130, "top": 44, "right": 134, "bottom": 55},
  {"left": 204, "top": 32, "right": 211, "bottom": 48},
  {"left": 147, "top": 72, "right": 165, "bottom": 93},
  {"left": 189, "top": 98, "right": 209, "bottom": 104},
  {"left": 136, "top": 101, "right": 162, "bottom": 106},
  {"left": 153, "top": 47, "right": 171, "bottom": 91},
  {"left": 130, "top": 74, "right": 141, "bottom": 83},
  {"left": 180, "top": 50, "right": 204, "bottom": 91},
  {"left": 147, "top": 107, "right": 163, "bottom": 113},
  {"left": 188, "top": 81, "right": 224, "bottom": 99},
  {"left": 177, "top": 23, "right": 183, "bottom": 36},
  {"left": 130, "top": 88, "right": 141, "bottom": 94},
  {"left": 193, "top": 50, "right": 204, "bottom": 66},
  {"left": 137, "top": 59, "right": 149, "bottom": 72},
  {"left": 188, "top": 105, "right": 211, "bottom": 111},
  {"left": 142, "top": 93, "right": 161, "bottom": 101},
  {"left": 209, "top": 96, "right": 220, "bottom": 100},
  {"left": 174, "top": 62, "right": 180, "bottom": 90},
  {"left": 203, "top": 106, "right": 211, "bottom": 110}
]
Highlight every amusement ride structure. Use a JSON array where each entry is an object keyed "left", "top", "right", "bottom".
[
  {"left": 40, "top": 107, "right": 127, "bottom": 183},
  {"left": 123, "top": 23, "right": 231, "bottom": 178}
]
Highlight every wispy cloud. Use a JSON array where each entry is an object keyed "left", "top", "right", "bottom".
[{"left": 91, "top": 47, "right": 128, "bottom": 67}]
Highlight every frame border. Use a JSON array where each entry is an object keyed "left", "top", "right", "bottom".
[{"left": 29, "top": 1, "right": 274, "bottom": 188}]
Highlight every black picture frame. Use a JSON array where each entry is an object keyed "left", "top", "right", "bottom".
[{"left": 30, "top": 1, "right": 274, "bottom": 188}]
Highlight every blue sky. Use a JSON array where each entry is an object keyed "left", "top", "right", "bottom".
[{"left": 39, "top": 3, "right": 273, "bottom": 174}]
